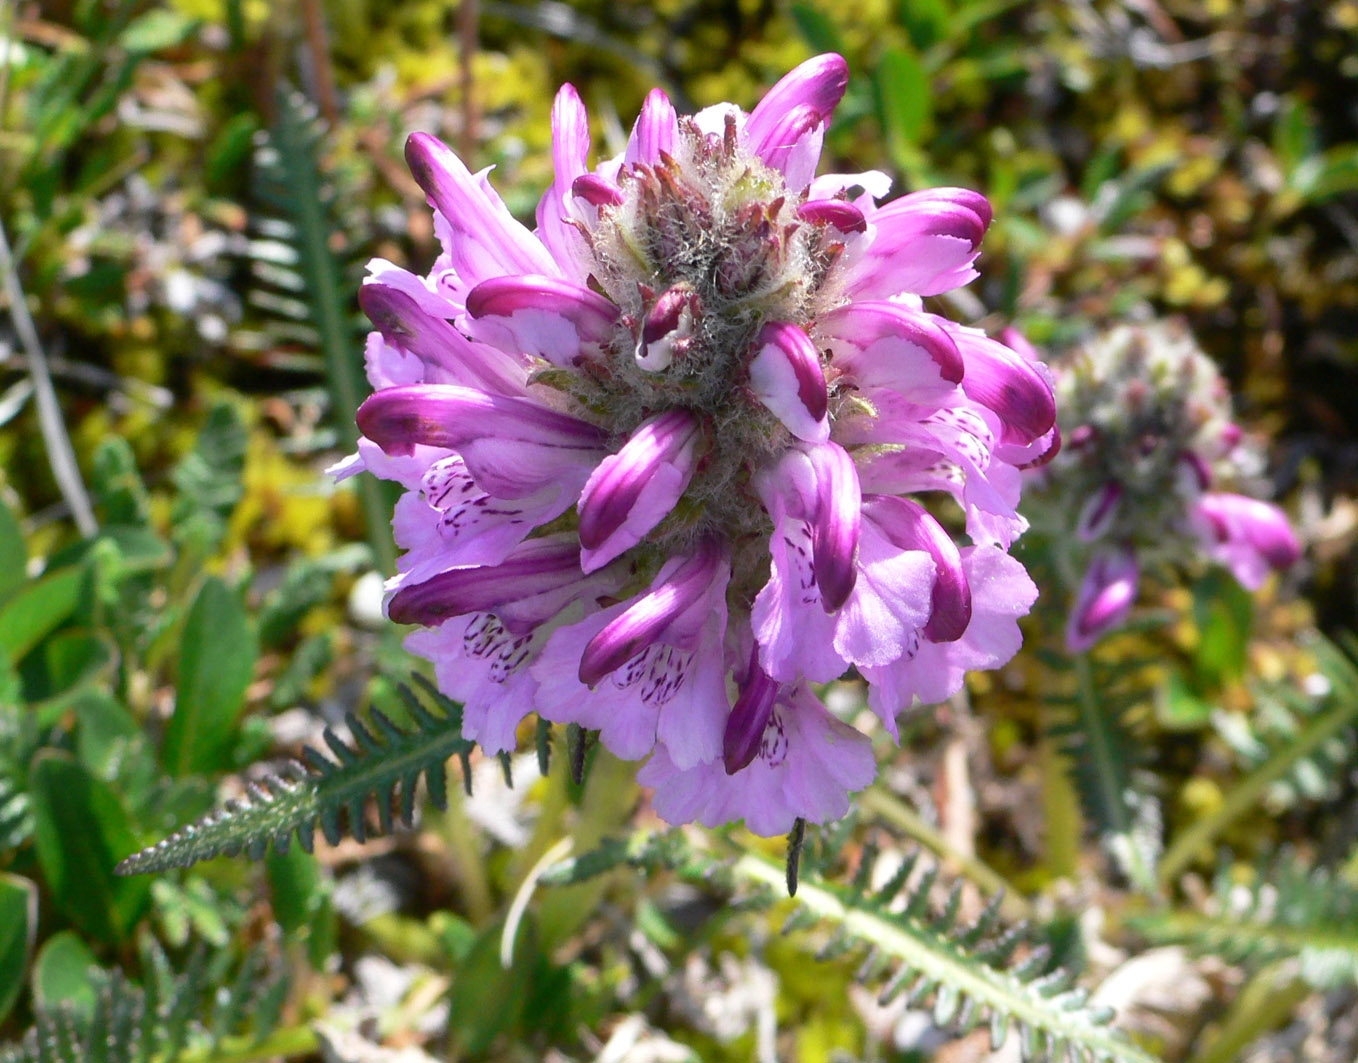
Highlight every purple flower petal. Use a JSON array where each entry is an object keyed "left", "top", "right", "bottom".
[
  {"left": 579, "top": 542, "right": 724, "bottom": 687},
  {"left": 748, "top": 322, "right": 829, "bottom": 443},
  {"left": 464, "top": 274, "right": 619, "bottom": 367},
  {"left": 746, "top": 53, "right": 849, "bottom": 149},
  {"left": 796, "top": 199, "right": 867, "bottom": 233},
  {"left": 723, "top": 654, "right": 780, "bottom": 774},
  {"left": 1067, "top": 549, "right": 1139, "bottom": 652},
  {"left": 359, "top": 281, "right": 527, "bottom": 395},
  {"left": 640, "top": 679, "right": 876, "bottom": 837},
  {"left": 1179, "top": 450, "right": 1214, "bottom": 491},
  {"left": 806, "top": 443, "right": 862, "bottom": 611},
  {"left": 404, "top": 132, "right": 559, "bottom": 286},
  {"left": 819, "top": 301, "right": 965, "bottom": 389},
  {"left": 745, "top": 54, "right": 848, "bottom": 189},
  {"left": 405, "top": 614, "right": 541, "bottom": 755},
  {"left": 945, "top": 324, "right": 1056, "bottom": 446},
  {"left": 572, "top": 173, "right": 624, "bottom": 207},
  {"left": 388, "top": 536, "right": 584, "bottom": 627},
  {"left": 624, "top": 88, "right": 679, "bottom": 167},
  {"left": 578, "top": 410, "right": 701, "bottom": 572},
  {"left": 862, "top": 494, "right": 972, "bottom": 642},
  {"left": 636, "top": 285, "right": 699, "bottom": 371},
  {"left": 1194, "top": 492, "right": 1301, "bottom": 589},
  {"left": 843, "top": 188, "right": 992, "bottom": 298},
  {"left": 1076, "top": 480, "right": 1122, "bottom": 542},
  {"left": 536, "top": 84, "right": 592, "bottom": 273},
  {"left": 357, "top": 384, "right": 606, "bottom": 456}
]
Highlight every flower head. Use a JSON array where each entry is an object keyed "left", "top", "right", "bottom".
[
  {"left": 1026, "top": 321, "right": 1300, "bottom": 650},
  {"left": 347, "top": 55, "right": 1056, "bottom": 834}
]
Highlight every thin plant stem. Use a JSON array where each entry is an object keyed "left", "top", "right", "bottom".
[
  {"left": 434, "top": 780, "right": 496, "bottom": 925},
  {"left": 1072, "top": 651, "right": 1156, "bottom": 893},
  {"left": 1159, "top": 690, "right": 1358, "bottom": 884},
  {"left": 0, "top": 216, "right": 97, "bottom": 536}
]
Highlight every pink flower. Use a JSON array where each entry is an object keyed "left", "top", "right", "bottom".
[
  {"left": 1029, "top": 322, "right": 1300, "bottom": 652},
  {"left": 349, "top": 55, "right": 1055, "bottom": 834}
]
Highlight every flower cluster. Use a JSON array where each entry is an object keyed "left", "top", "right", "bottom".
[
  {"left": 1024, "top": 321, "right": 1300, "bottom": 651},
  {"left": 342, "top": 55, "right": 1056, "bottom": 834}
]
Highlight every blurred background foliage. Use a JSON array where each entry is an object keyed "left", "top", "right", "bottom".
[{"left": 1, "top": 0, "right": 1357, "bottom": 1061}]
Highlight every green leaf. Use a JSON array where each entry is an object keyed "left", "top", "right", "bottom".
[
  {"left": 447, "top": 919, "right": 534, "bottom": 1056},
  {"left": 32, "top": 930, "right": 100, "bottom": 1020},
  {"left": 161, "top": 576, "right": 258, "bottom": 777},
  {"left": 876, "top": 47, "right": 933, "bottom": 159},
  {"left": 90, "top": 438, "right": 151, "bottom": 528},
  {"left": 206, "top": 112, "right": 260, "bottom": 192},
  {"left": 0, "top": 499, "right": 25, "bottom": 600},
  {"left": 789, "top": 3, "right": 847, "bottom": 53},
  {"left": 0, "top": 564, "right": 86, "bottom": 667},
  {"left": 1137, "top": 853, "right": 1358, "bottom": 989},
  {"left": 897, "top": 0, "right": 952, "bottom": 51},
  {"left": 29, "top": 751, "right": 151, "bottom": 943},
  {"left": 0, "top": 873, "right": 37, "bottom": 1024},
  {"left": 1271, "top": 96, "right": 1315, "bottom": 171},
  {"left": 1291, "top": 145, "right": 1358, "bottom": 204},
  {"left": 1192, "top": 568, "right": 1253, "bottom": 685},
  {"left": 549, "top": 835, "right": 1163, "bottom": 1063},
  {"left": 1050, "top": 654, "right": 1161, "bottom": 890},
  {"left": 118, "top": 8, "right": 198, "bottom": 53},
  {"left": 266, "top": 845, "right": 336, "bottom": 968},
  {"left": 1158, "top": 669, "right": 1215, "bottom": 730},
  {"left": 23, "top": 629, "right": 117, "bottom": 726},
  {"left": 170, "top": 402, "right": 247, "bottom": 557},
  {"left": 98, "top": 524, "right": 173, "bottom": 574}
]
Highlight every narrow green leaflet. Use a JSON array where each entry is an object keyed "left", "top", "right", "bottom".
[
  {"left": 161, "top": 576, "right": 259, "bottom": 777},
  {"left": 0, "top": 500, "right": 25, "bottom": 600},
  {"left": 0, "top": 873, "right": 36, "bottom": 1024},
  {"left": 29, "top": 752, "right": 150, "bottom": 944},
  {"left": 31, "top": 931, "right": 100, "bottom": 1020},
  {"left": 0, "top": 564, "right": 86, "bottom": 667}
]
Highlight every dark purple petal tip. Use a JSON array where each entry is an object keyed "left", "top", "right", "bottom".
[
  {"left": 863, "top": 495, "right": 971, "bottom": 642},
  {"left": 578, "top": 543, "right": 721, "bottom": 686},
  {"left": 796, "top": 199, "right": 867, "bottom": 233},
  {"left": 723, "top": 659, "right": 779, "bottom": 774},
  {"left": 808, "top": 443, "right": 861, "bottom": 612},
  {"left": 571, "top": 173, "right": 624, "bottom": 207}
]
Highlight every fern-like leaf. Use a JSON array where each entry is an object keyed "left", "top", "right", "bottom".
[
  {"left": 546, "top": 832, "right": 1162, "bottom": 1063},
  {"left": 0, "top": 942, "right": 290, "bottom": 1063},
  {"left": 250, "top": 86, "right": 396, "bottom": 574},
  {"left": 1134, "top": 851, "right": 1358, "bottom": 989},
  {"left": 116, "top": 681, "right": 472, "bottom": 874},
  {"left": 1048, "top": 652, "right": 1162, "bottom": 890}
]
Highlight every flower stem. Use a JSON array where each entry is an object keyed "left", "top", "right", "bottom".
[{"left": 434, "top": 779, "right": 496, "bottom": 925}]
